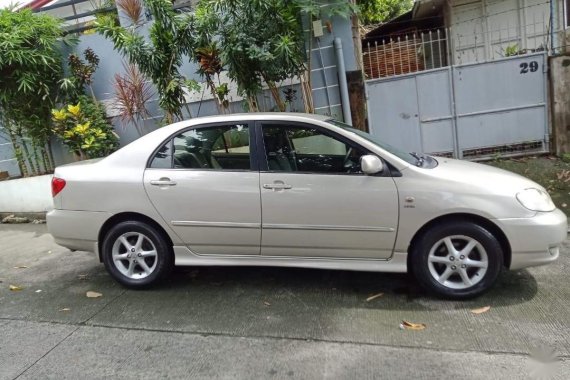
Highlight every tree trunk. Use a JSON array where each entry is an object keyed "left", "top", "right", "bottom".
[
  {"left": 21, "top": 138, "right": 38, "bottom": 175},
  {"left": 31, "top": 140, "right": 44, "bottom": 174},
  {"left": 300, "top": 71, "right": 314, "bottom": 113},
  {"left": 46, "top": 140, "right": 56, "bottom": 171},
  {"left": 207, "top": 78, "right": 224, "bottom": 114},
  {"left": 183, "top": 103, "right": 193, "bottom": 119},
  {"left": 6, "top": 126, "right": 28, "bottom": 177},
  {"left": 247, "top": 96, "right": 259, "bottom": 112},
  {"left": 41, "top": 145, "right": 52, "bottom": 173},
  {"left": 262, "top": 75, "right": 286, "bottom": 112}
]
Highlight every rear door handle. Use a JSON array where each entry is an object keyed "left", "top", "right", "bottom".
[
  {"left": 150, "top": 178, "right": 177, "bottom": 186},
  {"left": 263, "top": 183, "right": 292, "bottom": 190}
]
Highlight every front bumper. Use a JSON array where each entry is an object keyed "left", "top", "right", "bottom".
[
  {"left": 47, "top": 209, "right": 111, "bottom": 253},
  {"left": 495, "top": 208, "right": 567, "bottom": 270}
]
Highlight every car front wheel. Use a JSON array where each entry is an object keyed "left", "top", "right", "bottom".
[
  {"left": 102, "top": 221, "right": 173, "bottom": 288},
  {"left": 410, "top": 221, "right": 503, "bottom": 299}
]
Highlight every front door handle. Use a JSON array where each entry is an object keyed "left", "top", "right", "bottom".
[
  {"left": 150, "top": 178, "right": 177, "bottom": 186},
  {"left": 263, "top": 183, "right": 292, "bottom": 190}
]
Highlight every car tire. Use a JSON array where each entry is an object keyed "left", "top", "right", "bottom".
[
  {"left": 102, "top": 221, "right": 173, "bottom": 289},
  {"left": 410, "top": 221, "right": 503, "bottom": 299}
]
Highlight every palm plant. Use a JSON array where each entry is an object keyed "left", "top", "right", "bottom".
[
  {"left": 195, "top": 42, "right": 229, "bottom": 112},
  {"left": 96, "top": 0, "right": 198, "bottom": 123},
  {"left": 113, "top": 62, "right": 155, "bottom": 136}
]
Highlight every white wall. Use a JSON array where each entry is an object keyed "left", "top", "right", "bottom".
[
  {"left": 0, "top": 175, "right": 53, "bottom": 213},
  {"left": 449, "top": 0, "right": 563, "bottom": 64}
]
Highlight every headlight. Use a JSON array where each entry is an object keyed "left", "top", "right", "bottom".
[{"left": 516, "top": 188, "right": 555, "bottom": 212}]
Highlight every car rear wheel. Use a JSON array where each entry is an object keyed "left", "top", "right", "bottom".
[
  {"left": 102, "top": 221, "right": 173, "bottom": 288},
  {"left": 410, "top": 221, "right": 503, "bottom": 299}
]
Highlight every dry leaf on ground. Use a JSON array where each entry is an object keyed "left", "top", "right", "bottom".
[
  {"left": 471, "top": 305, "right": 491, "bottom": 314},
  {"left": 400, "top": 320, "right": 426, "bottom": 330},
  {"left": 9, "top": 285, "right": 23, "bottom": 291},
  {"left": 263, "top": 301, "right": 271, "bottom": 306},
  {"left": 86, "top": 291, "right": 102, "bottom": 298},
  {"left": 366, "top": 292, "right": 384, "bottom": 302},
  {"left": 59, "top": 308, "right": 71, "bottom": 312},
  {"left": 13, "top": 266, "right": 28, "bottom": 269}
]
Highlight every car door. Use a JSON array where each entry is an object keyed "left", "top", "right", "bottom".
[
  {"left": 258, "top": 121, "right": 399, "bottom": 259},
  {"left": 143, "top": 122, "right": 261, "bottom": 256}
]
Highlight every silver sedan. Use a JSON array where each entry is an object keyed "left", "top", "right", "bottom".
[{"left": 47, "top": 113, "right": 567, "bottom": 299}]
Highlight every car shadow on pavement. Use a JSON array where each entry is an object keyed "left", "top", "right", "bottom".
[{"left": 160, "top": 265, "right": 538, "bottom": 310}]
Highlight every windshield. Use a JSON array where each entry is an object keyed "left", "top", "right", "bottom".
[{"left": 327, "top": 119, "right": 418, "bottom": 165}]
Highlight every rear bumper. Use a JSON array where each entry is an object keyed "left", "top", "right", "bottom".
[
  {"left": 47, "top": 209, "right": 111, "bottom": 253},
  {"left": 495, "top": 209, "right": 567, "bottom": 270}
]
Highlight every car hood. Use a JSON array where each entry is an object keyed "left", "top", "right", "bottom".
[{"left": 427, "top": 157, "right": 543, "bottom": 194}]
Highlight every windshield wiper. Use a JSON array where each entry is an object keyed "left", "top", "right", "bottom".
[{"left": 410, "top": 152, "right": 425, "bottom": 167}]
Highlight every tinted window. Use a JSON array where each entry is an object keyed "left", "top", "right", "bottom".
[
  {"left": 149, "top": 125, "right": 251, "bottom": 170},
  {"left": 149, "top": 140, "right": 173, "bottom": 168},
  {"left": 262, "top": 124, "right": 368, "bottom": 174}
]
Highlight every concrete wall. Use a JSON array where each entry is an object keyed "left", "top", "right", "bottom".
[
  {"left": 0, "top": 175, "right": 53, "bottom": 213},
  {"left": 550, "top": 55, "right": 570, "bottom": 154}
]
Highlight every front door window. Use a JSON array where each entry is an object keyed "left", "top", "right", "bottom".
[{"left": 262, "top": 125, "right": 368, "bottom": 174}]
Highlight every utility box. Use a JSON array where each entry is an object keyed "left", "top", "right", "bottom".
[{"left": 312, "top": 20, "right": 324, "bottom": 37}]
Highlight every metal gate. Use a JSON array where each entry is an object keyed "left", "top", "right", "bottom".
[{"left": 365, "top": 52, "right": 549, "bottom": 159}]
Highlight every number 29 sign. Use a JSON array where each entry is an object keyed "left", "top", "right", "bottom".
[{"left": 520, "top": 61, "right": 539, "bottom": 74}]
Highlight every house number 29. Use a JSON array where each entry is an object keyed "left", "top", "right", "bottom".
[{"left": 520, "top": 61, "right": 539, "bottom": 74}]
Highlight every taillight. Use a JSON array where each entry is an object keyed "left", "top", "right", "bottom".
[{"left": 52, "top": 177, "right": 66, "bottom": 197}]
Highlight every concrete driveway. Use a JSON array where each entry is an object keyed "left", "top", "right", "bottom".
[{"left": 0, "top": 224, "right": 568, "bottom": 379}]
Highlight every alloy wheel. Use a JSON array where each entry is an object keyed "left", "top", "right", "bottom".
[
  {"left": 111, "top": 232, "right": 158, "bottom": 280},
  {"left": 427, "top": 235, "right": 489, "bottom": 290}
]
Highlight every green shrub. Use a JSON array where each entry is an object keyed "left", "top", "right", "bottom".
[{"left": 52, "top": 96, "right": 119, "bottom": 159}]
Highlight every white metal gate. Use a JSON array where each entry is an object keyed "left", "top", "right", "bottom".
[{"left": 365, "top": 52, "right": 549, "bottom": 159}]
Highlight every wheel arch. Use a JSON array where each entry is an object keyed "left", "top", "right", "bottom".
[
  {"left": 407, "top": 213, "right": 512, "bottom": 270},
  {"left": 97, "top": 212, "right": 174, "bottom": 262}
]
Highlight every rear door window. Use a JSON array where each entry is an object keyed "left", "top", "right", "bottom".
[{"left": 149, "top": 124, "right": 251, "bottom": 170}]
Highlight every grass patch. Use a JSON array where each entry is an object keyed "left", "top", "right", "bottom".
[{"left": 485, "top": 156, "right": 570, "bottom": 210}]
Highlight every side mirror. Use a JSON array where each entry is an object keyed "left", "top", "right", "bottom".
[{"left": 361, "top": 155, "right": 384, "bottom": 175}]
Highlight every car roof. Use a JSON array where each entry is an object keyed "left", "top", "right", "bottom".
[{"left": 166, "top": 112, "right": 332, "bottom": 129}]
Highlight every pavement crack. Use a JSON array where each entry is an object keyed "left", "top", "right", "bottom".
[
  {"left": 81, "top": 288, "right": 127, "bottom": 326},
  {"left": 12, "top": 325, "right": 80, "bottom": 380}
]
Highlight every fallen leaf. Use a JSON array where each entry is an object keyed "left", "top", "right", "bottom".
[
  {"left": 263, "top": 301, "right": 271, "bottom": 306},
  {"left": 9, "top": 285, "right": 23, "bottom": 291},
  {"left": 35, "top": 290, "right": 42, "bottom": 293},
  {"left": 366, "top": 292, "right": 385, "bottom": 302},
  {"left": 59, "top": 308, "right": 71, "bottom": 312},
  {"left": 471, "top": 305, "right": 491, "bottom": 314},
  {"left": 13, "top": 265, "right": 28, "bottom": 269},
  {"left": 86, "top": 291, "right": 102, "bottom": 298},
  {"left": 401, "top": 320, "right": 426, "bottom": 330}
]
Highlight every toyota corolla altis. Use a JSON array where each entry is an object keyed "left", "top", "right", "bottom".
[{"left": 47, "top": 113, "right": 567, "bottom": 299}]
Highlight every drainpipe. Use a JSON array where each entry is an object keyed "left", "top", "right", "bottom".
[
  {"left": 334, "top": 37, "right": 353, "bottom": 125},
  {"left": 550, "top": 0, "right": 558, "bottom": 53}
]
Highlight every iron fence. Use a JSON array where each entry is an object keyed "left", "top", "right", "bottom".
[{"left": 363, "top": 8, "right": 567, "bottom": 80}]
